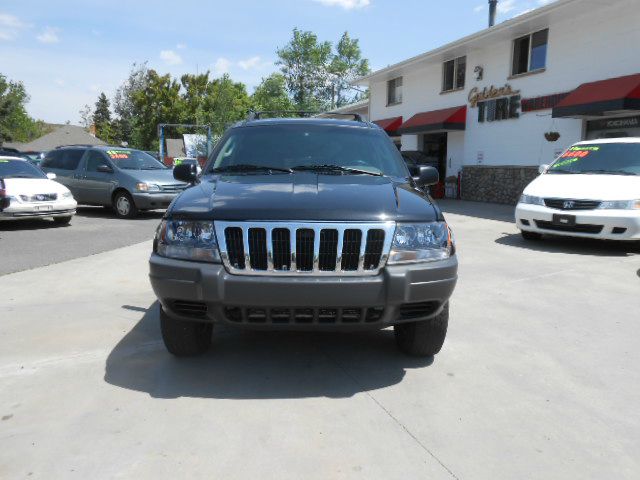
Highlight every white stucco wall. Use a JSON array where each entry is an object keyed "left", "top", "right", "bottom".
[{"left": 367, "top": 0, "right": 640, "bottom": 176}]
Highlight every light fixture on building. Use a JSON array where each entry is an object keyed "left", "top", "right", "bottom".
[
  {"left": 544, "top": 131, "right": 561, "bottom": 142},
  {"left": 474, "top": 66, "right": 484, "bottom": 81}
]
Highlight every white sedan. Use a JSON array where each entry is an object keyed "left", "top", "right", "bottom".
[
  {"left": 0, "top": 156, "right": 77, "bottom": 224},
  {"left": 516, "top": 138, "right": 640, "bottom": 242}
]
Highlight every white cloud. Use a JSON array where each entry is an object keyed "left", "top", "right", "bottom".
[
  {"left": 89, "top": 84, "right": 101, "bottom": 93},
  {"left": 0, "top": 12, "right": 28, "bottom": 40},
  {"left": 54, "top": 78, "right": 65, "bottom": 87},
  {"left": 238, "top": 56, "right": 262, "bottom": 70},
  {"left": 473, "top": 4, "right": 486, "bottom": 13},
  {"left": 312, "top": 0, "right": 370, "bottom": 10},
  {"left": 160, "top": 49, "right": 182, "bottom": 65},
  {"left": 497, "top": 0, "right": 518, "bottom": 14},
  {"left": 37, "top": 27, "right": 60, "bottom": 44},
  {"left": 538, "top": 0, "right": 555, "bottom": 5},
  {"left": 213, "top": 57, "right": 231, "bottom": 75},
  {"left": 176, "top": 43, "right": 186, "bottom": 49}
]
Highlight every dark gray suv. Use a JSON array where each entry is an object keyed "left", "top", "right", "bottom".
[
  {"left": 150, "top": 116, "right": 458, "bottom": 357},
  {"left": 41, "top": 146, "right": 187, "bottom": 218}
]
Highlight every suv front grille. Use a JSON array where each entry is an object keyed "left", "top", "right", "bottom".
[
  {"left": 215, "top": 222, "right": 395, "bottom": 276},
  {"left": 544, "top": 198, "right": 601, "bottom": 210},
  {"left": 224, "top": 306, "right": 385, "bottom": 324}
]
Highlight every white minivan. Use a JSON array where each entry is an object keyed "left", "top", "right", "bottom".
[{"left": 516, "top": 138, "right": 640, "bottom": 242}]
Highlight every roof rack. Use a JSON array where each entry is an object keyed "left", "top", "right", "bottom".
[
  {"left": 247, "top": 110, "right": 364, "bottom": 122},
  {"left": 315, "top": 111, "right": 364, "bottom": 122},
  {"left": 54, "top": 144, "right": 96, "bottom": 149}
]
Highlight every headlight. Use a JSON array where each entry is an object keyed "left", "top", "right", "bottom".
[
  {"left": 388, "top": 222, "right": 453, "bottom": 264},
  {"left": 62, "top": 191, "right": 73, "bottom": 199},
  {"left": 136, "top": 182, "right": 160, "bottom": 192},
  {"left": 154, "top": 219, "right": 220, "bottom": 263},
  {"left": 519, "top": 194, "right": 544, "bottom": 206},
  {"left": 599, "top": 200, "right": 640, "bottom": 210}
]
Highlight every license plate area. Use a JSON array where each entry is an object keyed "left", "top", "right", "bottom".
[
  {"left": 35, "top": 205, "right": 53, "bottom": 211},
  {"left": 552, "top": 214, "right": 576, "bottom": 226}
]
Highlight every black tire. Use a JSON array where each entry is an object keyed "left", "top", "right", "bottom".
[
  {"left": 53, "top": 216, "right": 72, "bottom": 225},
  {"left": 113, "top": 191, "right": 138, "bottom": 219},
  {"left": 394, "top": 303, "right": 449, "bottom": 357},
  {"left": 160, "top": 306, "right": 212, "bottom": 357},
  {"left": 521, "top": 230, "right": 543, "bottom": 241}
]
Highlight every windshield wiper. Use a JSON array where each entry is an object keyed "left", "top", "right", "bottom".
[
  {"left": 547, "top": 169, "right": 578, "bottom": 174},
  {"left": 580, "top": 169, "right": 638, "bottom": 176},
  {"left": 211, "top": 164, "right": 293, "bottom": 174},
  {"left": 291, "top": 164, "right": 383, "bottom": 176}
]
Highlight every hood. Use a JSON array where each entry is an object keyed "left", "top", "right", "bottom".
[
  {"left": 169, "top": 173, "right": 439, "bottom": 222},
  {"left": 525, "top": 173, "right": 640, "bottom": 200},
  {"left": 120, "top": 168, "right": 184, "bottom": 185},
  {"left": 3, "top": 178, "right": 70, "bottom": 196}
]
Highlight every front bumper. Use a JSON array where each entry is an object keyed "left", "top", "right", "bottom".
[
  {"left": 515, "top": 203, "right": 640, "bottom": 240},
  {"left": 132, "top": 192, "right": 179, "bottom": 210},
  {"left": 149, "top": 254, "right": 458, "bottom": 329},
  {"left": 0, "top": 199, "right": 77, "bottom": 220}
]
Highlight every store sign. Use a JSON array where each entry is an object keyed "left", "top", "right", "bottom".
[
  {"left": 587, "top": 115, "right": 640, "bottom": 130},
  {"left": 469, "top": 84, "right": 521, "bottom": 123}
]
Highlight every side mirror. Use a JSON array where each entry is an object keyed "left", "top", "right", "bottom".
[
  {"left": 0, "top": 197, "right": 9, "bottom": 211},
  {"left": 97, "top": 164, "right": 114, "bottom": 174},
  {"left": 538, "top": 164, "right": 549, "bottom": 174},
  {"left": 406, "top": 164, "right": 419, "bottom": 177},
  {"left": 413, "top": 166, "right": 439, "bottom": 187},
  {"left": 174, "top": 163, "right": 198, "bottom": 184},
  {"left": 46, "top": 172, "right": 57, "bottom": 180}
]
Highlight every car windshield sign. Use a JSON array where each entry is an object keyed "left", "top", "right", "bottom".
[
  {"left": 106, "top": 149, "right": 167, "bottom": 170},
  {"left": 548, "top": 143, "right": 640, "bottom": 175},
  {"left": 0, "top": 159, "right": 47, "bottom": 179},
  {"left": 209, "top": 124, "right": 407, "bottom": 177}
]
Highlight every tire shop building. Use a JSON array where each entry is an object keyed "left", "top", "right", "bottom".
[{"left": 355, "top": 0, "right": 640, "bottom": 204}]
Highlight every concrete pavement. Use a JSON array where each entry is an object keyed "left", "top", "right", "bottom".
[{"left": 1, "top": 201, "right": 639, "bottom": 479}]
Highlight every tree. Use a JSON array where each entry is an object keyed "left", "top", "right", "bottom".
[
  {"left": 130, "top": 69, "right": 183, "bottom": 150},
  {"left": 92, "top": 92, "right": 114, "bottom": 142},
  {"left": 328, "top": 32, "right": 370, "bottom": 108},
  {"left": 0, "top": 74, "right": 50, "bottom": 145},
  {"left": 276, "top": 29, "right": 332, "bottom": 111},
  {"left": 113, "top": 62, "right": 149, "bottom": 145},
  {"left": 78, "top": 104, "right": 92, "bottom": 129},
  {"left": 204, "top": 74, "right": 252, "bottom": 135},
  {"left": 251, "top": 73, "right": 294, "bottom": 114}
]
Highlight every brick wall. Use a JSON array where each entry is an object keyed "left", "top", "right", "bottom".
[{"left": 461, "top": 166, "right": 539, "bottom": 205}]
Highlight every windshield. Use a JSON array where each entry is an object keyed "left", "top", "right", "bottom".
[
  {"left": 209, "top": 124, "right": 407, "bottom": 177},
  {"left": 0, "top": 159, "right": 47, "bottom": 179},
  {"left": 105, "top": 149, "right": 167, "bottom": 170},
  {"left": 548, "top": 143, "right": 640, "bottom": 175}
]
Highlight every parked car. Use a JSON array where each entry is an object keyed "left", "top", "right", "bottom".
[
  {"left": 41, "top": 146, "right": 187, "bottom": 218},
  {"left": 516, "top": 138, "right": 640, "bottom": 242},
  {"left": 0, "top": 156, "right": 76, "bottom": 224},
  {"left": 22, "top": 151, "right": 46, "bottom": 165},
  {"left": 149, "top": 116, "right": 458, "bottom": 357}
]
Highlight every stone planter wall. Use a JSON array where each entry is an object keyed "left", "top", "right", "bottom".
[{"left": 461, "top": 165, "right": 539, "bottom": 205}]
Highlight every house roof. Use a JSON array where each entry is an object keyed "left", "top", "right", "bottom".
[
  {"left": 4, "top": 124, "right": 106, "bottom": 151},
  {"left": 354, "top": 0, "right": 591, "bottom": 86}
]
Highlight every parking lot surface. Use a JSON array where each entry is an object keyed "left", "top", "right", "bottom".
[
  {"left": 0, "top": 207, "right": 163, "bottom": 276},
  {"left": 1, "top": 201, "right": 639, "bottom": 479}
]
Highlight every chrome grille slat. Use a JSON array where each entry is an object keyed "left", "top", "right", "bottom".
[{"left": 215, "top": 221, "right": 396, "bottom": 276}]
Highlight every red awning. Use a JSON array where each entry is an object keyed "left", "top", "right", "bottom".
[
  {"left": 373, "top": 116, "right": 403, "bottom": 134},
  {"left": 553, "top": 73, "right": 640, "bottom": 118},
  {"left": 398, "top": 106, "right": 466, "bottom": 134}
]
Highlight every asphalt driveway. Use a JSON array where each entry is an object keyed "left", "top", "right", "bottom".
[{"left": 0, "top": 200, "right": 638, "bottom": 479}]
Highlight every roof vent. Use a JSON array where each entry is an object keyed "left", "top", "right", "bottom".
[{"left": 489, "top": 0, "right": 498, "bottom": 27}]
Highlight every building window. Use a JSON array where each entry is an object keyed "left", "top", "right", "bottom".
[
  {"left": 387, "top": 77, "right": 403, "bottom": 105},
  {"left": 442, "top": 56, "right": 466, "bottom": 92},
  {"left": 512, "top": 29, "right": 548, "bottom": 76}
]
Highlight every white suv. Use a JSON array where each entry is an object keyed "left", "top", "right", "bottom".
[{"left": 516, "top": 138, "right": 640, "bottom": 242}]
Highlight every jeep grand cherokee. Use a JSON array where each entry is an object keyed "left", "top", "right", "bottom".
[{"left": 149, "top": 115, "right": 458, "bottom": 357}]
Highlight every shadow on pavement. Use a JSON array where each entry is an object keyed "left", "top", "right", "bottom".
[
  {"left": 496, "top": 232, "right": 639, "bottom": 257},
  {"left": 76, "top": 206, "right": 164, "bottom": 220},
  {"left": 0, "top": 218, "right": 69, "bottom": 231},
  {"left": 438, "top": 199, "right": 515, "bottom": 223},
  {"left": 105, "top": 302, "right": 434, "bottom": 399}
]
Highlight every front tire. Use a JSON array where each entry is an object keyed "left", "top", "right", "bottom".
[
  {"left": 53, "top": 216, "right": 72, "bottom": 225},
  {"left": 394, "top": 303, "right": 449, "bottom": 357},
  {"left": 113, "top": 191, "right": 138, "bottom": 219},
  {"left": 160, "top": 306, "right": 212, "bottom": 357}
]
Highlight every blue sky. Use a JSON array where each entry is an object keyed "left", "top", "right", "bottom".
[{"left": 0, "top": 0, "right": 553, "bottom": 124}]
